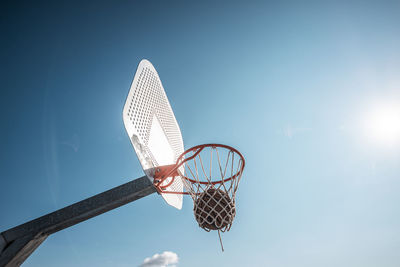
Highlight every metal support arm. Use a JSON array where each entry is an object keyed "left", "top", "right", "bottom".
[{"left": 0, "top": 176, "right": 156, "bottom": 267}]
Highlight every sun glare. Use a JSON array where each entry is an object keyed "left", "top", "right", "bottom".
[{"left": 364, "top": 103, "right": 400, "bottom": 147}]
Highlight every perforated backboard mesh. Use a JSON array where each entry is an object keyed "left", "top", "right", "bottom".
[{"left": 123, "top": 59, "right": 184, "bottom": 209}]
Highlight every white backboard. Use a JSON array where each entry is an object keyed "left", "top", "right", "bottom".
[{"left": 123, "top": 59, "right": 184, "bottom": 209}]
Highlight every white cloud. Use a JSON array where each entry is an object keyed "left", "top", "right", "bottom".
[
  {"left": 139, "top": 251, "right": 179, "bottom": 267},
  {"left": 280, "top": 124, "right": 311, "bottom": 139},
  {"left": 61, "top": 133, "right": 80, "bottom": 152}
]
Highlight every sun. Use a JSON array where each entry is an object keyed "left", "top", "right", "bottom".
[{"left": 363, "top": 102, "right": 400, "bottom": 147}]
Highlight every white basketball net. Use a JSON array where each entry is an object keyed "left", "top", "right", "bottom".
[{"left": 177, "top": 145, "right": 245, "bottom": 234}]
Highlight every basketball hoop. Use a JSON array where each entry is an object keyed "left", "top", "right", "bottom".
[{"left": 153, "top": 144, "right": 245, "bottom": 251}]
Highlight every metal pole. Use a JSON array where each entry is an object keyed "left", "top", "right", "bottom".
[{"left": 0, "top": 176, "right": 156, "bottom": 267}]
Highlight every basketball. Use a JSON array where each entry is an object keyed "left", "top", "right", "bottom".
[{"left": 194, "top": 188, "right": 236, "bottom": 231}]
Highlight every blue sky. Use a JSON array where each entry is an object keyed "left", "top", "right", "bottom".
[{"left": 1, "top": 1, "right": 400, "bottom": 266}]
